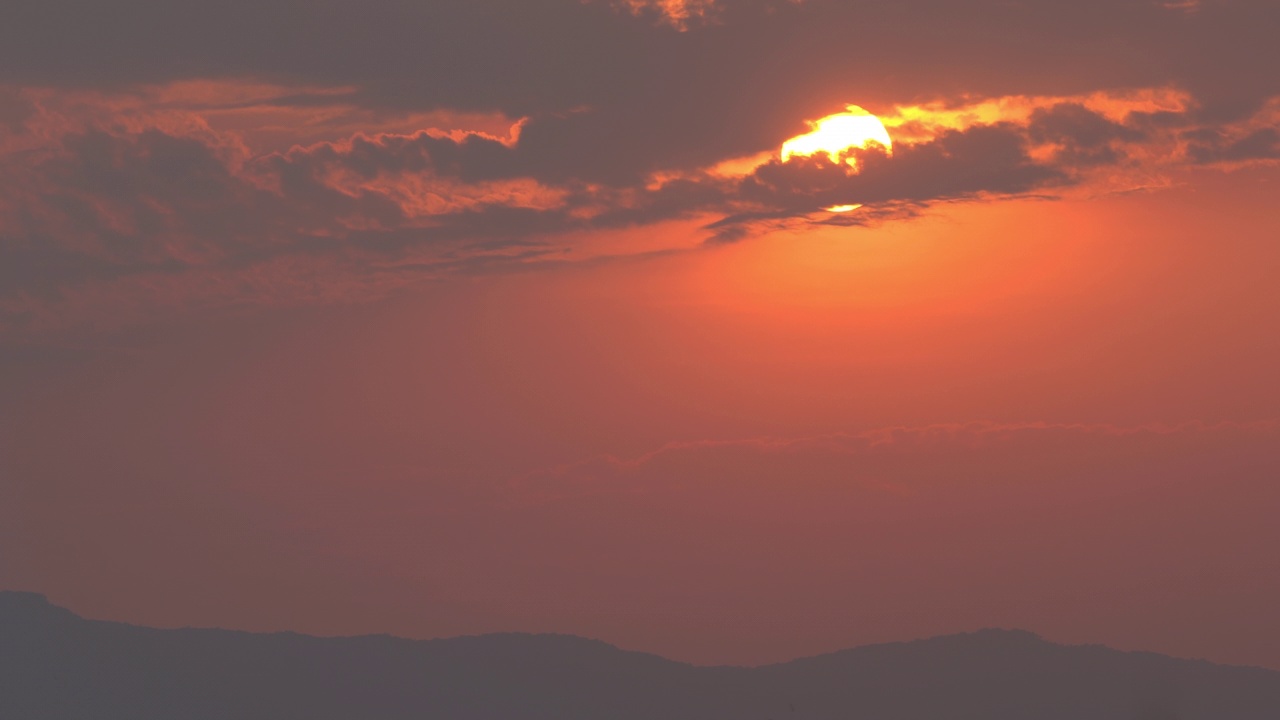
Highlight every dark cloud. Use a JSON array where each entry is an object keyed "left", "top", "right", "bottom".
[
  {"left": 0, "top": 117, "right": 1069, "bottom": 306},
  {"left": 2, "top": 85, "right": 1275, "bottom": 335},
  {"left": 1186, "top": 127, "right": 1280, "bottom": 164},
  {"left": 1028, "top": 103, "right": 1147, "bottom": 167},
  {"left": 278, "top": 132, "right": 521, "bottom": 184},
  {"left": 2, "top": 0, "right": 1278, "bottom": 183},
  {"left": 1, "top": 0, "right": 1279, "bottom": 334},
  {"left": 2, "top": 129, "right": 370, "bottom": 281},
  {"left": 697, "top": 123, "right": 1064, "bottom": 238}
]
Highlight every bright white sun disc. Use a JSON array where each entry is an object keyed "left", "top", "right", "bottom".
[{"left": 781, "top": 106, "right": 893, "bottom": 163}]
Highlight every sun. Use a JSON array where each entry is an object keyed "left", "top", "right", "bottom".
[{"left": 781, "top": 106, "right": 893, "bottom": 165}]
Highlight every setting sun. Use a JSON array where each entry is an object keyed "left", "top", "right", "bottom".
[
  {"left": 8, "top": 0, "right": 1280, "bottom": 713},
  {"left": 781, "top": 105, "right": 893, "bottom": 165}
]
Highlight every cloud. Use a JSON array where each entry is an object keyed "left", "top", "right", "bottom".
[
  {"left": 3, "top": 1, "right": 1277, "bottom": 162},
  {"left": 604, "top": 0, "right": 727, "bottom": 28},
  {"left": 0, "top": 114, "right": 563, "bottom": 336},
  {"left": 1187, "top": 128, "right": 1280, "bottom": 164},
  {"left": 2, "top": 0, "right": 1279, "bottom": 336},
  {"left": 2, "top": 83, "right": 1278, "bottom": 337},
  {"left": 1027, "top": 103, "right": 1148, "bottom": 167},
  {"left": 515, "top": 421, "right": 1280, "bottom": 515},
  {"left": 0, "top": 101, "right": 1075, "bottom": 314},
  {"left": 737, "top": 123, "right": 1061, "bottom": 214}
]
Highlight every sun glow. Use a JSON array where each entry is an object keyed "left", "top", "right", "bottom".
[{"left": 781, "top": 106, "right": 893, "bottom": 165}]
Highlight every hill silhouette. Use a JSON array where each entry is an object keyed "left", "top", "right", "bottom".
[{"left": 3, "top": 591, "right": 1279, "bottom": 719}]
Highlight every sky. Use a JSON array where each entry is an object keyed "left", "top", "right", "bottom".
[{"left": 2, "top": 0, "right": 1279, "bottom": 669}]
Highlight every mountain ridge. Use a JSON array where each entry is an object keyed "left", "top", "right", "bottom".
[
  {"left": 4, "top": 591, "right": 1278, "bottom": 719},
  {"left": 3, "top": 591, "right": 1241, "bottom": 671}
]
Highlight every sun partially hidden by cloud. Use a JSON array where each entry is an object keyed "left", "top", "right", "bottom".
[
  {"left": 781, "top": 106, "right": 893, "bottom": 166},
  {"left": 608, "top": 0, "right": 722, "bottom": 28}
]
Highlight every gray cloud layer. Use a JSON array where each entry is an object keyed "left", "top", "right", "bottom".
[{"left": 1, "top": 0, "right": 1278, "bottom": 335}]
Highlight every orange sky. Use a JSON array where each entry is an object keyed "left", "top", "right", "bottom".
[{"left": 1, "top": 0, "right": 1279, "bottom": 670}]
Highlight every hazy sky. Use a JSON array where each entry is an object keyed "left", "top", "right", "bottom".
[{"left": 2, "top": 0, "right": 1279, "bottom": 668}]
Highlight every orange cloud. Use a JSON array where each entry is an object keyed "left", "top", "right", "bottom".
[
  {"left": 606, "top": 0, "right": 723, "bottom": 28},
  {"left": 2, "top": 77, "right": 1278, "bottom": 339}
]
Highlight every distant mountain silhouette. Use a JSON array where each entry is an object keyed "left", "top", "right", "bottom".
[{"left": 4, "top": 591, "right": 1279, "bottom": 719}]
